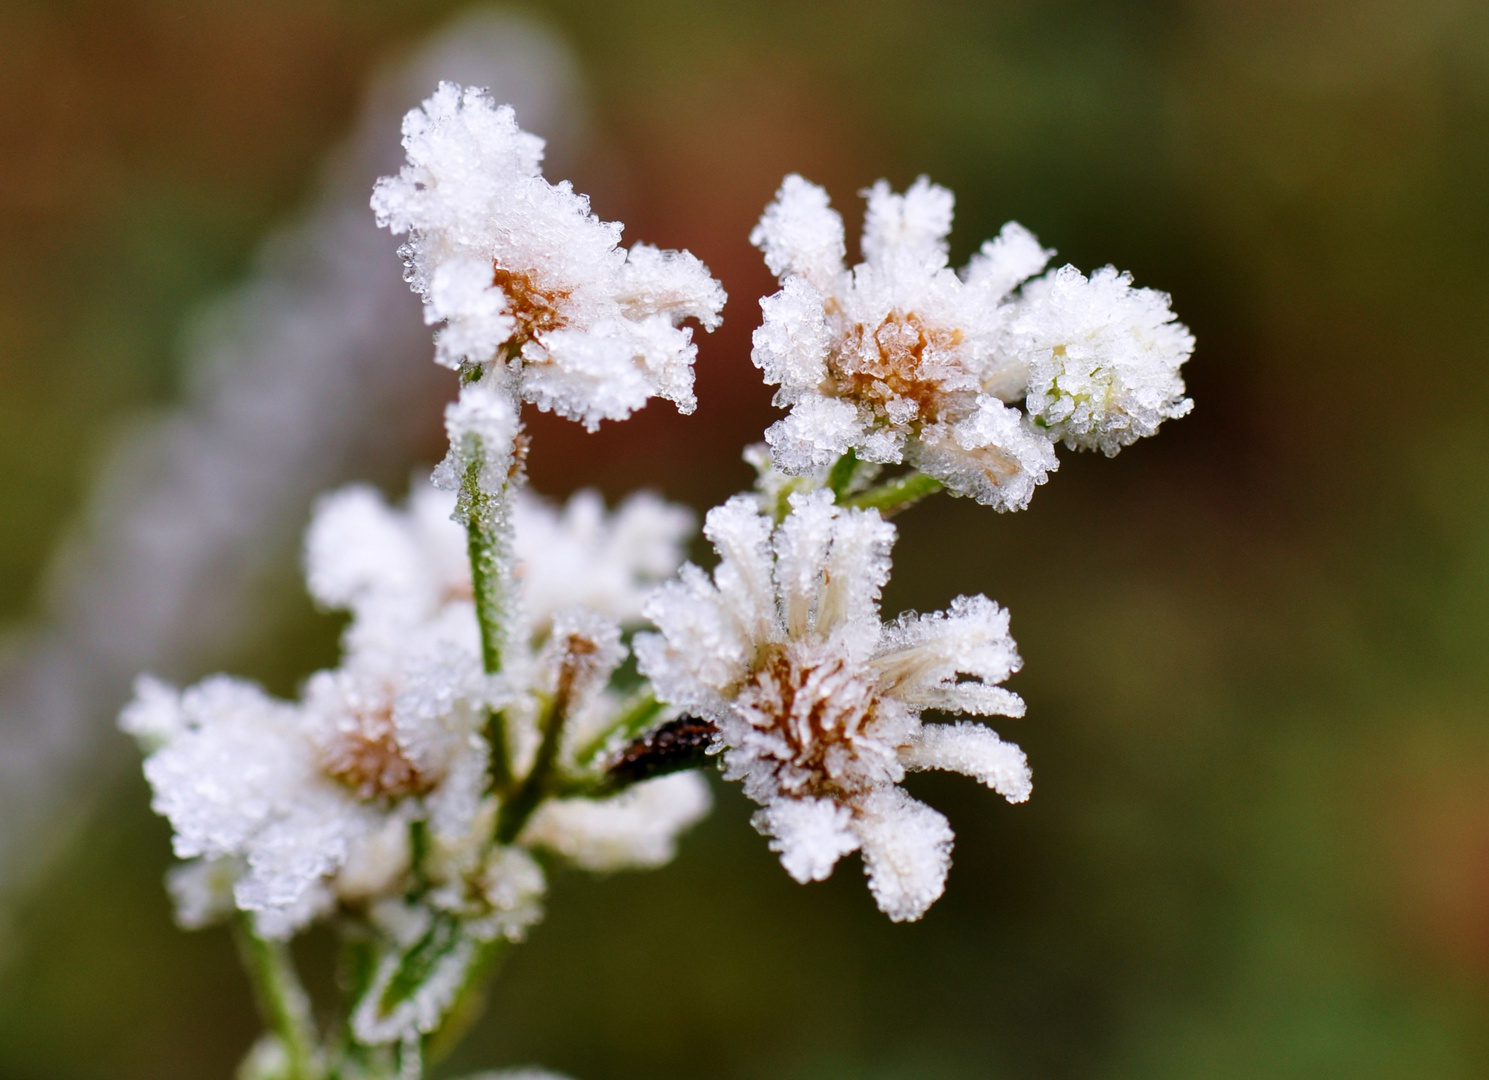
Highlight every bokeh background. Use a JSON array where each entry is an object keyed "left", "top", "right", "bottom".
[{"left": 3, "top": 1, "right": 1489, "bottom": 1077}]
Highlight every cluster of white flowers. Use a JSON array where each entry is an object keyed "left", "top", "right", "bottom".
[
  {"left": 372, "top": 82, "right": 726, "bottom": 430},
  {"left": 123, "top": 481, "right": 710, "bottom": 1046},
  {"left": 750, "top": 174, "right": 1192, "bottom": 509},
  {"left": 121, "top": 81, "right": 1193, "bottom": 1080}
]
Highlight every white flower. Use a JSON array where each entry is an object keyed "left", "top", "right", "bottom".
[
  {"left": 122, "top": 674, "right": 365, "bottom": 935},
  {"left": 165, "top": 857, "right": 239, "bottom": 931},
  {"left": 1012, "top": 264, "right": 1195, "bottom": 455},
  {"left": 750, "top": 174, "right": 1058, "bottom": 510},
  {"left": 307, "top": 480, "right": 709, "bottom": 874},
  {"left": 635, "top": 490, "right": 1031, "bottom": 921},
  {"left": 512, "top": 488, "right": 694, "bottom": 630},
  {"left": 372, "top": 82, "right": 726, "bottom": 429},
  {"left": 306, "top": 480, "right": 692, "bottom": 649},
  {"left": 305, "top": 481, "right": 474, "bottom": 653},
  {"left": 120, "top": 618, "right": 492, "bottom": 937}
]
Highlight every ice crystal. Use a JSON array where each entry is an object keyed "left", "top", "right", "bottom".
[
  {"left": 372, "top": 83, "right": 726, "bottom": 429},
  {"left": 636, "top": 490, "right": 1029, "bottom": 921}
]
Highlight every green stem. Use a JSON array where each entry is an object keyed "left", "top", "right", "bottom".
[
  {"left": 235, "top": 916, "right": 320, "bottom": 1080},
  {"left": 463, "top": 453, "right": 508, "bottom": 676},
  {"left": 825, "top": 449, "right": 861, "bottom": 500},
  {"left": 496, "top": 691, "right": 567, "bottom": 844},
  {"left": 844, "top": 471, "right": 943, "bottom": 518},
  {"left": 461, "top": 448, "right": 515, "bottom": 794},
  {"left": 569, "top": 688, "right": 666, "bottom": 771}
]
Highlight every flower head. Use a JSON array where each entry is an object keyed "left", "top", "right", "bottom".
[
  {"left": 126, "top": 479, "right": 712, "bottom": 937},
  {"left": 306, "top": 480, "right": 692, "bottom": 648},
  {"left": 636, "top": 490, "right": 1030, "bottom": 920},
  {"left": 750, "top": 175, "right": 1058, "bottom": 510},
  {"left": 750, "top": 174, "right": 1193, "bottom": 508},
  {"left": 372, "top": 83, "right": 726, "bottom": 429},
  {"left": 121, "top": 620, "right": 491, "bottom": 938},
  {"left": 1012, "top": 265, "right": 1195, "bottom": 455}
]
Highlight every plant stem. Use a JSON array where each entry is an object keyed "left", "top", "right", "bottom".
[
  {"left": 496, "top": 630, "right": 594, "bottom": 843},
  {"left": 569, "top": 688, "right": 666, "bottom": 770},
  {"left": 463, "top": 451, "right": 509, "bottom": 677},
  {"left": 496, "top": 690, "right": 566, "bottom": 844},
  {"left": 235, "top": 916, "right": 320, "bottom": 1080},
  {"left": 825, "top": 449, "right": 861, "bottom": 500},
  {"left": 461, "top": 447, "right": 515, "bottom": 793},
  {"left": 844, "top": 471, "right": 943, "bottom": 518}
]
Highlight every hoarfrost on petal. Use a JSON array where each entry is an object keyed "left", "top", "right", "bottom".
[
  {"left": 963, "top": 221, "right": 1054, "bottom": 302},
  {"left": 902, "top": 721, "right": 1032, "bottom": 803},
  {"left": 854, "top": 786, "right": 953, "bottom": 922},
  {"left": 910, "top": 396, "right": 1057, "bottom": 511},
  {"left": 752, "top": 796, "right": 860, "bottom": 883},
  {"left": 749, "top": 174, "right": 846, "bottom": 289},
  {"left": 861, "top": 176, "right": 954, "bottom": 271}
]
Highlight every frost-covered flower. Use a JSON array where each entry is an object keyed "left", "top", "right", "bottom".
[
  {"left": 305, "top": 481, "right": 474, "bottom": 652},
  {"left": 750, "top": 174, "right": 1193, "bottom": 508},
  {"left": 636, "top": 490, "right": 1030, "bottom": 921},
  {"left": 751, "top": 174, "right": 1057, "bottom": 510},
  {"left": 512, "top": 488, "right": 694, "bottom": 630},
  {"left": 308, "top": 480, "right": 710, "bottom": 873},
  {"left": 307, "top": 480, "right": 693, "bottom": 646},
  {"left": 120, "top": 623, "right": 492, "bottom": 938},
  {"left": 1011, "top": 265, "right": 1194, "bottom": 455},
  {"left": 372, "top": 82, "right": 726, "bottom": 429}
]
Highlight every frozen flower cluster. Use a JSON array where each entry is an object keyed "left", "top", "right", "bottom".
[
  {"left": 750, "top": 174, "right": 1192, "bottom": 509},
  {"left": 372, "top": 82, "right": 725, "bottom": 430},
  {"left": 121, "top": 81, "right": 1194, "bottom": 1080},
  {"left": 123, "top": 482, "right": 710, "bottom": 1054}
]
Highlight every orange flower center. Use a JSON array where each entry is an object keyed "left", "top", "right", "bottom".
[
  {"left": 826, "top": 311, "right": 966, "bottom": 425},
  {"left": 319, "top": 698, "right": 436, "bottom": 802},
  {"left": 739, "top": 644, "right": 880, "bottom": 798},
  {"left": 492, "top": 262, "right": 570, "bottom": 342}
]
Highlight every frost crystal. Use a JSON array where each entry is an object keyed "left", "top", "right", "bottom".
[
  {"left": 372, "top": 83, "right": 726, "bottom": 429},
  {"left": 636, "top": 490, "right": 1030, "bottom": 920},
  {"left": 750, "top": 174, "right": 1192, "bottom": 508}
]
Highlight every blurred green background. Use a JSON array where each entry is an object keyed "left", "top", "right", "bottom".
[{"left": 3, "top": 0, "right": 1489, "bottom": 1077}]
